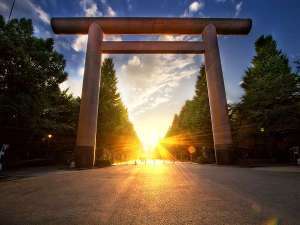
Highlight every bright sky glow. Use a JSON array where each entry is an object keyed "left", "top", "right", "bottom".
[{"left": 137, "top": 124, "right": 163, "bottom": 152}]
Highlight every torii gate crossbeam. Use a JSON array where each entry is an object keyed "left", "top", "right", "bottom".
[{"left": 51, "top": 17, "right": 252, "bottom": 168}]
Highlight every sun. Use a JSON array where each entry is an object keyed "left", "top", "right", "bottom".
[
  {"left": 140, "top": 131, "right": 161, "bottom": 153},
  {"left": 132, "top": 117, "right": 170, "bottom": 154}
]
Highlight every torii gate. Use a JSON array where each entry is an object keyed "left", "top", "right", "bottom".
[{"left": 51, "top": 17, "right": 252, "bottom": 168}]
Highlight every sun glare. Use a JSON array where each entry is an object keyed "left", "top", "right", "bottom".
[{"left": 140, "top": 131, "right": 161, "bottom": 152}]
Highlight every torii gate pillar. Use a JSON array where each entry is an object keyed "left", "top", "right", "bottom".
[
  {"left": 203, "top": 24, "right": 233, "bottom": 164},
  {"left": 75, "top": 23, "right": 103, "bottom": 168}
]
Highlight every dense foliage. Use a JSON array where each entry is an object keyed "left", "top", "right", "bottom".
[
  {"left": 0, "top": 16, "right": 80, "bottom": 166},
  {"left": 166, "top": 35, "right": 300, "bottom": 163},
  {"left": 164, "top": 65, "right": 214, "bottom": 162},
  {"left": 0, "top": 16, "right": 141, "bottom": 167},
  {"left": 231, "top": 35, "right": 300, "bottom": 161},
  {"left": 96, "top": 58, "right": 142, "bottom": 163}
]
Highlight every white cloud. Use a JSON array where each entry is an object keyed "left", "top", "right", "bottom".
[
  {"left": 72, "top": 34, "right": 122, "bottom": 52},
  {"left": 189, "top": 1, "right": 204, "bottom": 12},
  {"left": 119, "top": 53, "right": 199, "bottom": 116},
  {"left": 60, "top": 78, "right": 83, "bottom": 97},
  {"left": 26, "top": 0, "right": 50, "bottom": 24},
  {"left": 126, "top": 0, "right": 133, "bottom": 11},
  {"left": 78, "top": 67, "right": 85, "bottom": 77},
  {"left": 235, "top": 1, "right": 243, "bottom": 17},
  {"left": 0, "top": 2, "right": 8, "bottom": 12},
  {"left": 159, "top": 34, "right": 201, "bottom": 42},
  {"left": 72, "top": 0, "right": 118, "bottom": 52},
  {"left": 128, "top": 56, "right": 141, "bottom": 66},
  {"left": 182, "top": 1, "right": 205, "bottom": 17},
  {"left": 34, "top": 6, "right": 50, "bottom": 24},
  {"left": 72, "top": 35, "right": 88, "bottom": 52},
  {"left": 60, "top": 59, "right": 85, "bottom": 96},
  {"left": 106, "top": 6, "right": 116, "bottom": 17},
  {"left": 103, "top": 35, "right": 122, "bottom": 41},
  {"left": 80, "top": 0, "right": 103, "bottom": 17},
  {"left": 85, "top": 3, "right": 100, "bottom": 16},
  {"left": 0, "top": 0, "right": 50, "bottom": 25}
]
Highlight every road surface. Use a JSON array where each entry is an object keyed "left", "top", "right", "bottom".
[{"left": 0, "top": 162, "right": 299, "bottom": 225}]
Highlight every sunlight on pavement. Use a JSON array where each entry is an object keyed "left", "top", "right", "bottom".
[
  {"left": 113, "top": 159, "right": 175, "bottom": 176},
  {"left": 263, "top": 217, "right": 280, "bottom": 225}
]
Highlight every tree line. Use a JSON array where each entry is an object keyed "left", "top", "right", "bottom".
[
  {"left": 0, "top": 16, "right": 141, "bottom": 168},
  {"left": 96, "top": 58, "right": 142, "bottom": 164},
  {"left": 164, "top": 35, "right": 300, "bottom": 163}
]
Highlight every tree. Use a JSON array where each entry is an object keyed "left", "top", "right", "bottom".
[
  {"left": 96, "top": 58, "right": 142, "bottom": 162},
  {"left": 232, "top": 35, "right": 300, "bottom": 160},
  {"left": 0, "top": 16, "right": 69, "bottom": 130},
  {"left": 0, "top": 16, "right": 80, "bottom": 165},
  {"left": 295, "top": 58, "right": 300, "bottom": 73},
  {"left": 164, "top": 65, "right": 213, "bottom": 161}
]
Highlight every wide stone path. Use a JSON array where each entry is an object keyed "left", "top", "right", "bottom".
[{"left": 0, "top": 162, "right": 299, "bottom": 225}]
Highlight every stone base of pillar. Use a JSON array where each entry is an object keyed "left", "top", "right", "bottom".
[
  {"left": 214, "top": 144, "right": 234, "bottom": 165},
  {"left": 75, "top": 146, "right": 95, "bottom": 168}
]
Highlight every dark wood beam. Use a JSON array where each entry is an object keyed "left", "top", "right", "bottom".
[
  {"left": 101, "top": 41, "right": 205, "bottom": 54},
  {"left": 51, "top": 17, "right": 252, "bottom": 35}
]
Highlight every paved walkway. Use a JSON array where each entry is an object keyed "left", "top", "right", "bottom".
[
  {"left": 252, "top": 166, "right": 300, "bottom": 173},
  {"left": 0, "top": 162, "right": 299, "bottom": 225}
]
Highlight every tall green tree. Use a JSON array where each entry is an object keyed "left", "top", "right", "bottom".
[
  {"left": 232, "top": 35, "right": 300, "bottom": 160},
  {"left": 96, "top": 58, "right": 142, "bottom": 162},
  {"left": 165, "top": 65, "right": 213, "bottom": 160},
  {"left": 0, "top": 16, "right": 80, "bottom": 163},
  {"left": 239, "top": 35, "right": 300, "bottom": 134},
  {"left": 0, "top": 16, "right": 67, "bottom": 131}
]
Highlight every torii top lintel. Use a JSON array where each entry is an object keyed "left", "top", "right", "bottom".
[{"left": 51, "top": 17, "right": 252, "bottom": 35}]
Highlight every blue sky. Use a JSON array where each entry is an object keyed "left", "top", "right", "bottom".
[{"left": 1, "top": 0, "right": 300, "bottom": 147}]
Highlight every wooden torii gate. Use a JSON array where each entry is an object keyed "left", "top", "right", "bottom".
[{"left": 51, "top": 17, "right": 252, "bottom": 168}]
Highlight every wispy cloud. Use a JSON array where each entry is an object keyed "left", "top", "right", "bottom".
[
  {"left": 0, "top": 0, "right": 51, "bottom": 26},
  {"left": 234, "top": 1, "right": 243, "bottom": 17},
  {"left": 128, "top": 55, "right": 141, "bottom": 66},
  {"left": 106, "top": 6, "right": 117, "bottom": 16},
  {"left": 117, "top": 34, "right": 202, "bottom": 117},
  {"left": 60, "top": 56, "right": 85, "bottom": 97},
  {"left": 72, "top": 0, "right": 118, "bottom": 52},
  {"left": 68, "top": 0, "right": 120, "bottom": 98},
  {"left": 182, "top": 0, "right": 205, "bottom": 17},
  {"left": 126, "top": 0, "right": 133, "bottom": 11},
  {"left": 86, "top": 3, "right": 101, "bottom": 16},
  {"left": 0, "top": 2, "right": 8, "bottom": 12},
  {"left": 72, "top": 35, "right": 88, "bottom": 52},
  {"left": 26, "top": 0, "right": 50, "bottom": 24},
  {"left": 60, "top": 77, "right": 83, "bottom": 97},
  {"left": 189, "top": 1, "right": 204, "bottom": 12},
  {"left": 120, "top": 53, "right": 200, "bottom": 117},
  {"left": 80, "top": 0, "right": 103, "bottom": 17}
]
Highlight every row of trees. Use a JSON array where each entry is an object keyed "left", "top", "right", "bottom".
[
  {"left": 162, "top": 66, "right": 213, "bottom": 162},
  {"left": 0, "top": 16, "right": 141, "bottom": 168},
  {"left": 96, "top": 58, "right": 142, "bottom": 163},
  {"left": 164, "top": 35, "right": 300, "bottom": 163}
]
